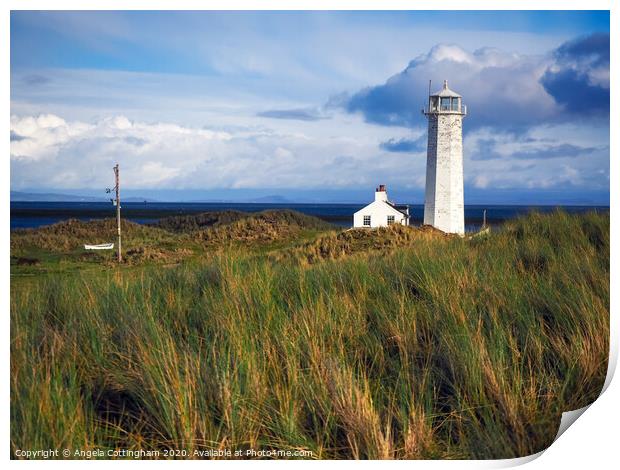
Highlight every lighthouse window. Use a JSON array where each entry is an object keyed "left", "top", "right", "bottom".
[
  {"left": 387, "top": 215, "right": 395, "bottom": 225},
  {"left": 363, "top": 215, "right": 371, "bottom": 226},
  {"left": 440, "top": 97, "right": 451, "bottom": 111},
  {"left": 451, "top": 98, "right": 460, "bottom": 111}
]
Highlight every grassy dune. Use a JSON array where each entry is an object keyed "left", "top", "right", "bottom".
[
  {"left": 10, "top": 210, "right": 609, "bottom": 459},
  {"left": 10, "top": 210, "right": 335, "bottom": 271}
]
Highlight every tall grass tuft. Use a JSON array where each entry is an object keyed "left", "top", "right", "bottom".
[{"left": 11, "top": 211, "right": 609, "bottom": 459}]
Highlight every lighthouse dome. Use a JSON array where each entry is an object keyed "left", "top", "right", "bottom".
[
  {"left": 431, "top": 80, "right": 461, "bottom": 98},
  {"left": 425, "top": 79, "right": 466, "bottom": 115}
]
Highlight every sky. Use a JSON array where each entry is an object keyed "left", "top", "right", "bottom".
[{"left": 10, "top": 10, "right": 610, "bottom": 204}]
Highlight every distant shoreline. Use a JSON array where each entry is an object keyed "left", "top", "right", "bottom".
[{"left": 10, "top": 201, "right": 610, "bottom": 232}]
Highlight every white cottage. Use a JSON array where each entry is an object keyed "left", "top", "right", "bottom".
[{"left": 353, "top": 185, "right": 410, "bottom": 228}]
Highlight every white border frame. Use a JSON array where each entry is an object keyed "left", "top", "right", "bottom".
[{"left": 3, "top": 2, "right": 615, "bottom": 467}]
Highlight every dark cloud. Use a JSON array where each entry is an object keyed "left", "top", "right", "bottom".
[
  {"left": 334, "top": 34, "right": 609, "bottom": 131},
  {"left": 472, "top": 138, "right": 601, "bottom": 161},
  {"left": 335, "top": 44, "right": 557, "bottom": 130},
  {"left": 10, "top": 131, "right": 26, "bottom": 141},
  {"left": 553, "top": 32, "right": 609, "bottom": 68},
  {"left": 541, "top": 33, "right": 609, "bottom": 114},
  {"left": 345, "top": 80, "right": 419, "bottom": 128},
  {"left": 541, "top": 69, "right": 609, "bottom": 113},
  {"left": 257, "top": 108, "right": 326, "bottom": 121},
  {"left": 379, "top": 137, "right": 425, "bottom": 153}
]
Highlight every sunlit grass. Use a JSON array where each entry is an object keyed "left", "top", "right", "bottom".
[{"left": 10, "top": 211, "right": 609, "bottom": 459}]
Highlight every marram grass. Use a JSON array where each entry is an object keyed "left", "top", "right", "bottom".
[{"left": 10, "top": 211, "right": 609, "bottom": 459}]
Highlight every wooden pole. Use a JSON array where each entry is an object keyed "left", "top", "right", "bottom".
[{"left": 114, "top": 164, "right": 122, "bottom": 263}]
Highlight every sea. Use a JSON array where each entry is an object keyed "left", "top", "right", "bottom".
[{"left": 10, "top": 201, "right": 609, "bottom": 233}]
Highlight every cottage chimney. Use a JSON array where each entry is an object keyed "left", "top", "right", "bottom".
[{"left": 375, "top": 184, "right": 388, "bottom": 202}]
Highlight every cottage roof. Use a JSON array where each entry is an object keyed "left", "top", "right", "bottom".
[
  {"left": 387, "top": 201, "right": 409, "bottom": 217},
  {"left": 353, "top": 199, "right": 408, "bottom": 218}
]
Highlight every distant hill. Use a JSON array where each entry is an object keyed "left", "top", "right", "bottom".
[
  {"left": 11, "top": 191, "right": 105, "bottom": 202},
  {"left": 11, "top": 191, "right": 158, "bottom": 203}
]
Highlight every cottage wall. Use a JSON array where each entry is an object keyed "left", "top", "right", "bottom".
[{"left": 353, "top": 200, "right": 408, "bottom": 228}]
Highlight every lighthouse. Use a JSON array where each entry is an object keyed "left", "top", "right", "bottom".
[{"left": 423, "top": 80, "right": 466, "bottom": 235}]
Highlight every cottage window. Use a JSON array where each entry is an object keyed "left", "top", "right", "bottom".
[
  {"left": 387, "top": 215, "right": 395, "bottom": 225},
  {"left": 363, "top": 215, "right": 371, "bottom": 226}
]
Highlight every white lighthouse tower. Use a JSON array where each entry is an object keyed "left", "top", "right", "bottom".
[{"left": 423, "top": 80, "right": 466, "bottom": 235}]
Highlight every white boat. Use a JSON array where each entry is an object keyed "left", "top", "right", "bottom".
[{"left": 84, "top": 243, "right": 115, "bottom": 250}]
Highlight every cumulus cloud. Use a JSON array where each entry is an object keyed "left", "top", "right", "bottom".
[
  {"left": 336, "top": 44, "right": 557, "bottom": 129},
  {"left": 10, "top": 114, "right": 93, "bottom": 160},
  {"left": 10, "top": 114, "right": 231, "bottom": 187},
  {"left": 11, "top": 108, "right": 608, "bottom": 197},
  {"left": 140, "top": 161, "right": 181, "bottom": 185},
  {"left": 541, "top": 33, "right": 609, "bottom": 114},
  {"left": 8, "top": 31, "right": 609, "bottom": 200},
  {"left": 336, "top": 33, "right": 609, "bottom": 130},
  {"left": 10, "top": 112, "right": 420, "bottom": 191}
]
